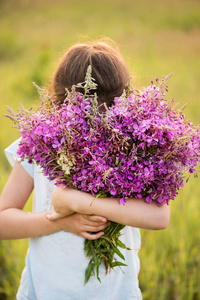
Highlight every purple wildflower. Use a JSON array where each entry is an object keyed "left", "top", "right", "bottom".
[{"left": 6, "top": 74, "right": 200, "bottom": 206}]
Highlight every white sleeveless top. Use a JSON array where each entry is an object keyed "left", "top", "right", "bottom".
[{"left": 5, "top": 139, "right": 142, "bottom": 300}]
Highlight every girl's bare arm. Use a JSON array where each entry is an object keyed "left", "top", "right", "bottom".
[
  {"left": 0, "top": 162, "right": 110, "bottom": 240},
  {"left": 48, "top": 187, "right": 170, "bottom": 230}
]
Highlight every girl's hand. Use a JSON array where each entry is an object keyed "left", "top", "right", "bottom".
[
  {"left": 47, "top": 212, "right": 110, "bottom": 240},
  {"left": 51, "top": 187, "right": 75, "bottom": 217},
  {"left": 51, "top": 187, "right": 91, "bottom": 217}
]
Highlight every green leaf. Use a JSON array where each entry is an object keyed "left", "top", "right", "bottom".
[
  {"left": 100, "top": 235, "right": 114, "bottom": 245},
  {"left": 110, "top": 261, "right": 128, "bottom": 268},
  {"left": 96, "top": 248, "right": 110, "bottom": 253},
  {"left": 90, "top": 191, "right": 107, "bottom": 206},
  {"left": 116, "top": 239, "right": 131, "bottom": 250},
  {"left": 84, "top": 223, "right": 130, "bottom": 284},
  {"left": 112, "top": 245, "right": 125, "bottom": 260},
  {"left": 96, "top": 264, "right": 101, "bottom": 283},
  {"left": 84, "top": 260, "right": 94, "bottom": 285},
  {"left": 116, "top": 239, "right": 127, "bottom": 249}
]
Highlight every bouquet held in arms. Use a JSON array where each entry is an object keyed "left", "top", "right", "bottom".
[{"left": 5, "top": 66, "right": 200, "bottom": 283}]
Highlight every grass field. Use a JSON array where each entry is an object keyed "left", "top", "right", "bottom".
[{"left": 0, "top": 0, "right": 200, "bottom": 299}]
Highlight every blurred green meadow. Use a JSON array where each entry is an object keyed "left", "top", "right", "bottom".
[{"left": 0, "top": 0, "right": 200, "bottom": 299}]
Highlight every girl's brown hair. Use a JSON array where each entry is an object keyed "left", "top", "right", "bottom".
[{"left": 50, "top": 40, "right": 130, "bottom": 107}]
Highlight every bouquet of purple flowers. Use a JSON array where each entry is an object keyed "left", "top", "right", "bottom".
[{"left": 6, "top": 66, "right": 200, "bottom": 283}]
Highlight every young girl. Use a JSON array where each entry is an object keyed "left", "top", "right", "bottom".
[{"left": 0, "top": 40, "right": 170, "bottom": 300}]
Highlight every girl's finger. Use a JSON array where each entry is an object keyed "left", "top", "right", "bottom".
[
  {"left": 46, "top": 211, "right": 64, "bottom": 221},
  {"left": 87, "top": 215, "right": 107, "bottom": 223},
  {"left": 83, "top": 222, "right": 110, "bottom": 233},
  {"left": 82, "top": 231, "right": 104, "bottom": 240},
  {"left": 83, "top": 215, "right": 109, "bottom": 227}
]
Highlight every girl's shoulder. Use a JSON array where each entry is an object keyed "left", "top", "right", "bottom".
[{"left": 4, "top": 138, "right": 34, "bottom": 178}]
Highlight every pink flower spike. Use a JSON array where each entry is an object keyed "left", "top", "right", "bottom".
[{"left": 119, "top": 197, "right": 126, "bottom": 205}]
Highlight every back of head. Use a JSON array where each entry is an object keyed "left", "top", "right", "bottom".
[{"left": 51, "top": 40, "right": 130, "bottom": 107}]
